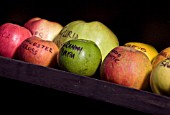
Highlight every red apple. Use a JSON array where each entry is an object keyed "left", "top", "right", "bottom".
[
  {"left": 100, "top": 46, "right": 152, "bottom": 90},
  {"left": 17, "top": 36, "right": 59, "bottom": 67},
  {"left": 24, "top": 17, "right": 63, "bottom": 41},
  {"left": 0, "top": 23, "right": 32, "bottom": 58}
]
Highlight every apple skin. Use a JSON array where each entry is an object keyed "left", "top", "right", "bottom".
[
  {"left": 100, "top": 46, "right": 152, "bottom": 90},
  {"left": 53, "top": 20, "right": 119, "bottom": 61},
  {"left": 0, "top": 23, "right": 32, "bottom": 58},
  {"left": 58, "top": 39, "right": 102, "bottom": 77},
  {"left": 150, "top": 58, "right": 170, "bottom": 96},
  {"left": 152, "top": 47, "right": 170, "bottom": 69},
  {"left": 24, "top": 17, "right": 63, "bottom": 41},
  {"left": 124, "top": 42, "right": 158, "bottom": 62},
  {"left": 18, "top": 36, "right": 59, "bottom": 67}
]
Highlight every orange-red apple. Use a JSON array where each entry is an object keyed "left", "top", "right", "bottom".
[
  {"left": 24, "top": 17, "right": 63, "bottom": 41},
  {"left": 0, "top": 23, "right": 32, "bottom": 58},
  {"left": 100, "top": 46, "right": 152, "bottom": 90},
  {"left": 152, "top": 47, "right": 170, "bottom": 69},
  {"left": 18, "top": 36, "right": 59, "bottom": 67}
]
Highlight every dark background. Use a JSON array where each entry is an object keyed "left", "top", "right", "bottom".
[{"left": 1, "top": 0, "right": 170, "bottom": 52}]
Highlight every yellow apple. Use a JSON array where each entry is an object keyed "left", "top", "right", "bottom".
[{"left": 124, "top": 42, "right": 158, "bottom": 62}]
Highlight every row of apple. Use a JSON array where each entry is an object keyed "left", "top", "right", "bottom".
[
  {"left": 56, "top": 20, "right": 170, "bottom": 97},
  {"left": 0, "top": 17, "right": 170, "bottom": 97}
]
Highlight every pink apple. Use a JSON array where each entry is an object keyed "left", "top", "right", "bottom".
[
  {"left": 100, "top": 46, "right": 152, "bottom": 90},
  {"left": 0, "top": 23, "right": 32, "bottom": 58},
  {"left": 24, "top": 17, "right": 63, "bottom": 41}
]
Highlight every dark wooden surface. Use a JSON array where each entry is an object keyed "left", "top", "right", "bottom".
[
  {"left": 0, "top": 56, "right": 170, "bottom": 115},
  {"left": 0, "top": 75, "right": 148, "bottom": 114}
]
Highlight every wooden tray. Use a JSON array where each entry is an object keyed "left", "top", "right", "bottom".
[{"left": 0, "top": 56, "right": 170, "bottom": 114}]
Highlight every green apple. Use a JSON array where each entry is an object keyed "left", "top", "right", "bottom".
[
  {"left": 53, "top": 20, "right": 119, "bottom": 61},
  {"left": 150, "top": 57, "right": 170, "bottom": 96},
  {"left": 58, "top": 39, "right": 102, "bottom": 77}
]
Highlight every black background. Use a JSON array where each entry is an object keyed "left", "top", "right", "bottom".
[{"left": 1, "top": 0, "right": 170, "bottom": 52}]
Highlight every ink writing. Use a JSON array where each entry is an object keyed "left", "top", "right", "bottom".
[
  {"left": 60, "top": 41, "right": 83, "bottom": 59},
  {"left": 109, "top": 49, "right": 121, "bottom": 63},
  {"left": 160, "top": 58, "right": 170, "bottom": 68},
  {"left": 125, "top": 44, "right": 146, "bottom": 52},
  {"left": 59, "top": 29, "right": 78, "bottom": 39},
  {"left": 159, "top": 50, "right": 168, "bottom": 58},
  {"left": 56, "top": 28, "right": 79, "bottom": 47},
  {"left": 32, "top": 31, "right": 44, "bottom": 39},
  {"left": 22, "top": 39, "right": 53, "bottom": 55},
  {"left": 22, "top": 44, "right": 38, "bottom": 55},
  {"left": 62, "top": 41, "right": 83, "bottom": 54},
  {"left": 0, "top": 32, "right": 10, "bottom": 39},
  {"left": 60, "top": 48, "right": 75, "bottom": 59}
]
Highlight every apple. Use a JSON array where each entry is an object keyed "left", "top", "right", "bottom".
[
  {"left": 150, "top": 57, "right": 170, "bottom": 96},
  {"left": 58, "top": 39, "right": 102, "bottom": 77},
  {"left": 53, "top": 20, "right": 119, "bottom": 61},
  {"left": 0, "top": 23, "right": 32, "bottom": 58},
  {"left": 152, "top": 47, "right": 170, "bottom": 69},
  {"left": 24, "top": 17, "right": 63, "bottom": 41},
  {"left": 124, "top": 42, "right": 158, "bottom": 62},
  {"left": 100, "top": 46, "right": 152, "bottom": 90},
  {"left": 18, "top": 36, "right": 59, "bottom": 67}
]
